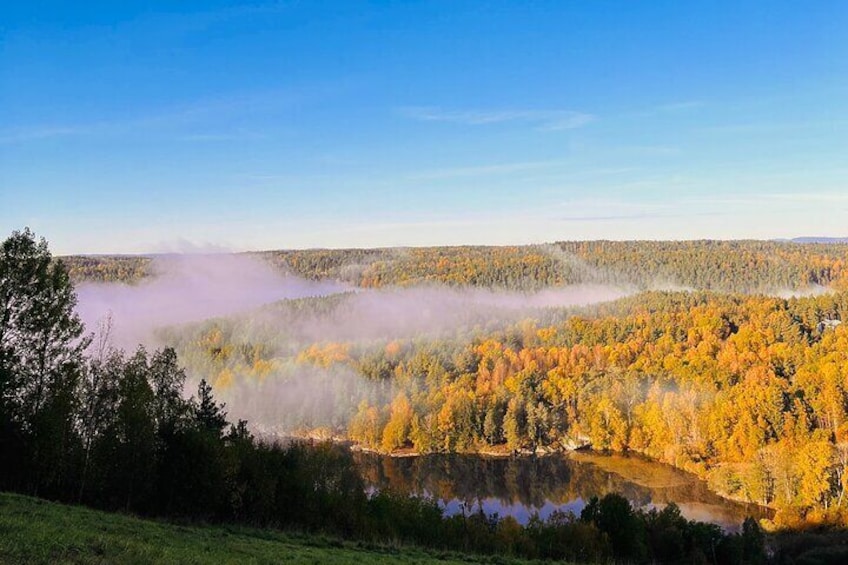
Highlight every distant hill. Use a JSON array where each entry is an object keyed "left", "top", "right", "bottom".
[
  {"left": 61, "top": 239, "right": 848, "bottom": 293},
  {"left": 783, "top": 237, "right": 848, "bottom": 244}
]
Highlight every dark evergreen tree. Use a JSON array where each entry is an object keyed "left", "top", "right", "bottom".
[{"left": 194, "top": 379, "right": 227, "bottom": 436}]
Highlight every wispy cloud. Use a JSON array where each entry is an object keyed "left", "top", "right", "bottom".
[
  {"left": 699, "top": 119, "right": 847, "bottom": 135},
  {"left": 550, "top": 193, "right": 742, "bottom": 226},
  {"left": 0, "top": 88, "right": 305, "bottom": 144},
  {"left": 0, "top": 126, "right": 88, "bottom": 144},
  {"left": 628, "top": 100, "right": 704, "bottom": 119},
  {"left": 608, "top": 144, "right": 682, "bottom": 157},
  {"left": 236, "top": 163, "right": 643, "bottom": 189},
  {"left": 407, "top": 160, "right": 560, "bottom": 180},
  {"left": 398, "top": 106, "right": 594, "bottom": 130},
  {"left": 763, "top": 191, "right": 848, "bottom": 203},
  {"left": 554, "top": 197, "right": 682, "bottom": 223},
  {"left": 557, "top": 211, "right": 722, "bottom": 222},
  {"left": 688, "top": 191, "right": 848, "bottom": 207},
  {"left": 557, "top": 212, "right": 661, "bottom": 222},
  {"left": 654, "top": 100, "right": 704, "bottom": 112},
  {"left": 177, "top": 130, "right": 269, "bottom": 142}
]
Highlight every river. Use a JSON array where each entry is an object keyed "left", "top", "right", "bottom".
[{"left": 353, "top": 450, "right": 773, "bottom": 531}]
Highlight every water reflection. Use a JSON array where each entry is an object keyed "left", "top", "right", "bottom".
[{"left": 353, "top": 451, "right": 772, "bottom": 531}]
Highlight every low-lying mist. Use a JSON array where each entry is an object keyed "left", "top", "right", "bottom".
[
  {"left": 258, "top": 284, "right": 632, "bottom": 345},
  {"left": 170, "top": 283, "right": 632, "bottom": 433},
  {"left": 75, "top": 253, "right": 346, "bottom": 349},
  {"left": 70, "top": 250, "right": 843, "bottom": 439},
  {"left": 73, "top": 253, "right": 632, "bottom": 435},
  {"left": 771, "top": 284, "right": 833, "bottom": 299}
]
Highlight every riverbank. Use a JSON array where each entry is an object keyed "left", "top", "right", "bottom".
[{"left": 283, "top": 429, "right": 774, "bottom": 524}]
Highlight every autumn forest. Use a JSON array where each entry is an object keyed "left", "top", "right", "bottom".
[
  {"left": 64, "top": 240, "right": 848, "bottom": 529},
  {"left": 11, "top": 231, "right": 848, "bottom": 563}
]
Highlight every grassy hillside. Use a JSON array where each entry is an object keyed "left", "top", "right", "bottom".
[{"left": 0, "top": 492, "right": 538, "bottom": 565}]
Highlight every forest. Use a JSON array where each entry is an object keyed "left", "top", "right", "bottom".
[
  {"left": 1, "top": 228, "right": 782, "bottom": 564},
  {"left": 163, "top": 286, "right": 848, "bottom": 530},
  {"left": 64, "top": 240, "right": 848, "bottom": 529},
  {"left": 8, "top": 229, "right": 848, "bottom": 563},
  {"left": 63, "top": 239, "right": 848, "bottom": 293}
]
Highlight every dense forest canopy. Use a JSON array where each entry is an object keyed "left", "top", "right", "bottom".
[
  {"left": 58, "top": 239, "right": 848, "bottom": 533},
  {"left": 62, "top": 239, "right": 848, "bottom": 293},
  {"left": 5, "top": 228, "right": 795, "bottom": 563},
  {"left": 160, "top": 287, "right": 848, "bottom": 528}
]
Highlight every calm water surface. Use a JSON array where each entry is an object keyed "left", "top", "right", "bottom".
[{"left": 354, "top": 451, "right": 772, "bottom": 531}]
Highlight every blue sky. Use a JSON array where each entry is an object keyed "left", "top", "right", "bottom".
[{"left": 2, "top": 1, "right": 847, "bottom": 254}]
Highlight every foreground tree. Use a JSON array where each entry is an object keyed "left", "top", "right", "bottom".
[{"left": 0, "top": 228, "right": 89, "bottom": 494}]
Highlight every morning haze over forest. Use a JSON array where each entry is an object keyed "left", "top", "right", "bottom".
[{"left": 2, "top": 2, "right": 848, "bottom": 564}]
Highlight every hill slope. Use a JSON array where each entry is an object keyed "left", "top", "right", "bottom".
[{"left": 0, "top": 492, "right": 536, "bottom": 565}]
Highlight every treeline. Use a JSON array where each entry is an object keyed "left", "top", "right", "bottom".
[
  {"left": 273, "top": 290, "right": 848, "bottom": 527},
  {"left": 266, "top": 241, "right": 848, "bottom": 292},
  {"left": 278, "top": 241, "right": 848, "bottom": 293},
  {"left": 63, "top": 254, "right": 152, "bottom": 284},
  {"left": 1, "top": 229, "right": 770, "bottom": 564},
  {"left": 263, "top": 246, "right": 570, "bottom": 290},
  {"left": 63, "top": 240, "right": 848, "bottom": 292},
  {"left": 558, "top": 240, "right": 848, "bottom": 294}
]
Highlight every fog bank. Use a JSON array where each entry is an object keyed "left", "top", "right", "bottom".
[
  {"left": 75, "top": 254, "right": 346, "bottom": 349},
  {"left": 278, "top": 284, "right": 632, "bottom": 343},
  {"left": 73, "top": 254, "right": 632, "bottom": 436}
]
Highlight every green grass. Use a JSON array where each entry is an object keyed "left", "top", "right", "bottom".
[{"left": 0, "top": 492, "right": 539, "bottom": 565}]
